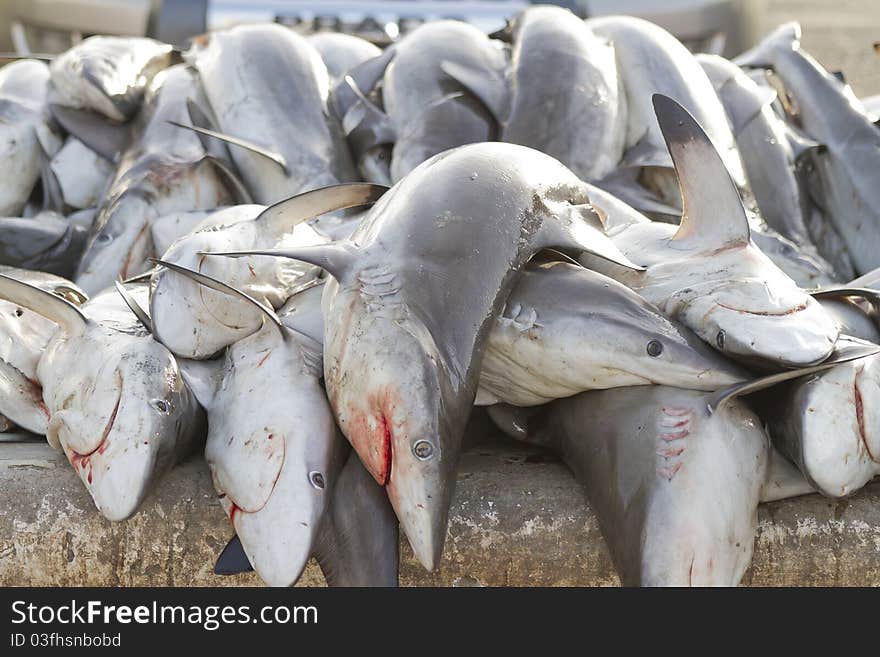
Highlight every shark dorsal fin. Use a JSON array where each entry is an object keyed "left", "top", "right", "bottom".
[
  {"left": 255, "top": 183, "right": 387, "bottom": 236},
  {"left": 0, "top": 273, "right": 88, "bottom": 336},
  {"left": 707, "top": 335, "right": 880, "bottom": 413},
  {"left": 152, "top": 259, "right": 284, "bottom": 334},
  {"left": 49, "top": 104, "right": 131, "bottom": 161},
  {"left": 114, "top": 280, "right": 152, "bottom": 333},
  {"left": 201, "top": 242, "right": 360, "bottom": 282},
  {"left": 653, "top": 94, "right": 751, "bottom": 251}
]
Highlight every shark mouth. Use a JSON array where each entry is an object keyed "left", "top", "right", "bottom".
[
  {"left": 68, "top": 376, "right": 123, "bottom": 485},
  {"left": 715, "top": 301, "right": 808, "bottom": 317},
  {"left": 854, "top": 368, "right": 878, "bottom": 464}
]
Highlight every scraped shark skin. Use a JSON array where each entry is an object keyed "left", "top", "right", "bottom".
[
  {"left": 205, "top": 142, "right": 641, "bottom": 571},
  {"left": 383, "top": 20, "right": 507, "bottom": 181},
  {"left": 490, "top": 385, "right": 768, "bottom": 586},
  {"left": 0, "top": 267, "right": 87, "bottom": 434},
  {"left": 0, "top": 275, "right": 204, "bottom": 520},
  {"left": 48, "top": 36, "right": 173, "bottom": 122},
  {"left": 476, "top": 261, "right": 746, "bottom": 406},
  {"left": 501, "top": 6, "right": 625, "bottom": 181},
  {"left": 0, "top": 214, "right": 89, "bottom": 278},
  {"left": 737, "top": 23, "right": 880, "bottom": 275},
  {"left": 188, "top": 24, "right": 357, "bottom": 203},
  {"left": 587, "top": 16, "right": 748, "bottom": 209},
  {"left": 151, "top": 184, "right": 385, "bottom": 359},
  {"left": 0, "top": 59, "right": 62, "bottom": 216},
  {"left": 307, "top": 33, "right": 381, "bottom": 81},
  {"left": 583, "top": 96, "right": 838, "bottom": 368},
  {"left": 756, "top": 355, "right": 880, "bottom": 498},
  {"left": 74, "top": 65, "right": 235, "bottom": 295},
  {"left": 165, "top": 268, "right": 337, "bottom": 587}
]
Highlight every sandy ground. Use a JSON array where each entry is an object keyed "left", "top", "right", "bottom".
[{"left": 755, "top": 0, "right": 880, "bottom": 96}]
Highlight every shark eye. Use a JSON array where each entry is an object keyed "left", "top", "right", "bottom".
[
  {"left": 96, "top": 233, "right": 113, "bottom": 244},
  {"left": 646, "top": 340, "right": 663, "bottom": 357},
  {"left": 153, "top": 399, "right": 171, "bottom": 414},
  {"left": 413, "top": 440, "right": 434, "bottom": 460},
  {"left": 309, "top": 471, "right": 325, "bottom": 490},
  {"left": 716, "top": 330, "right": 726, "bottom": 350}
]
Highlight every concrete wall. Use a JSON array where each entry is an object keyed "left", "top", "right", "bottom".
[{"left": 2, "top": 440, "right": 878, "bottom": 586}]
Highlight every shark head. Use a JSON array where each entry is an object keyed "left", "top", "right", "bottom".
[
  {"left": 5, "top": 281, "right": 205, "bottom": 521},
  {"left": 322, "top": 275, "right": 461, "bottom": 571}
]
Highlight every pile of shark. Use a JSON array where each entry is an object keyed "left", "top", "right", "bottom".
[{"left": 1, "top": 7, "right": 879, "bottom": 587}]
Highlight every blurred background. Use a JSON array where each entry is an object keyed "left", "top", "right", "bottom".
[{"left": 0, "top": 0, "right": 877, "bottom": 95}]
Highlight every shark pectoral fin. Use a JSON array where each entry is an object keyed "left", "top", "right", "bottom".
[
  {"left": 177, "top": 357, "right": 223, "bottom": 410},
  {"left": 535, "top": 213, "right": 645, "bottom": 271},
  {"left": 256, "top": 183, "right": 388, "bottom": 236},
  {"left": 618, "top": 132, "right": 674, "bottom": 170},
  {"left": 707, "top": 335, "right": 880, "bottom": 413},
  {"left": 342, "top": 87, "right": 397, "bottom": 158},
  {"left": 214, "top": 535, "right": 254, "bottom": 576},
  {"left": 200, "top": 243, "right": 360, "bottom": 283},
  {"left": 202, "top": 155, "right": 253, "bottom": 205},
  {"left": 0, "top": 274, "right": 88, "bottom": 337},
  {"left": 49, "top": 104, "right": 130, "bottom": 161},
  {"left": 329, "top": 47, "right": 396, "bottom": 119},
  {"left": 114, "top": 281, "right": 152, "bottom": 333},
  {"left": 440, "top": 59, "right": 509, "bottom": 127},
  {"left": 653, "top": 95, "right": 752, "bottom": 251},
  {"left": 166, "top": 120, "right": 289, "bottom": 174},
  {"left": 151, "top": 259, "right": 284, "bottom": 333}
]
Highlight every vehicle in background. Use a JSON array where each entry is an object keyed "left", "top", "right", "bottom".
[{"left": 1, "top": 0, "right": 749, "bottom": 56}]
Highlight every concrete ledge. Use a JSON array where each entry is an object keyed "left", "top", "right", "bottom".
[{"left": 1, "top": 439, "right": 879, "bottom": 586}]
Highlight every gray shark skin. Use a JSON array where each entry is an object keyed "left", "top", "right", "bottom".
[
  {"left": 48, "top": 36, "right": 173, "bottom": 122},
  {"left": 500, "top": 6, "right": 625, "bottom": 181},
  {"left": 755, "top": 355, "right": 880, "bottom": 498},
  {"left": 188, "top": 24, "right": 358, "bottom": 204},
  {"left": 490, "top": 385, "right": 768, "bottom": 586},
  {"left": 383, "top": 20, "right": 507, "bottom": 181},
  {"left": 698, "top": 53, "right": 839, "bottom": 284},
  {"left": 586, "top": 16, "right": 748, "bottom": 209},
  {"left": 0, "top": 275, "right": 204, "bottom": 520},
  {"left": 0, "top": 214, "right": 89, "bottom": 278},
  {"left": 150, "top": 184, "right": 385, "bottom": 359},
  {"left": 0, "top": 59, "right": 62, "bottom": 216},
  {"left": 583, "top": 96, "right": 838, "bottom": 368},
  {"left": 47, "top": 137, "right": 113, "bottom": 210},
  {"left": 307, "top": 33, "right": 382, "bottom": 81},
  {"left": 476, "top": 261, "right": 747, "bottom": 406},
  {"left": 0, "top": 267, "right": 87, "bottom": 434},
  {"left": 737, "top": 23, "right": 880, "bottom": 276},
  {"left": 74, "top": 65, "right": 235, "bottom": 295},
  {"left": 206, "top": 142, "right": 641, "bottom": 571}
]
